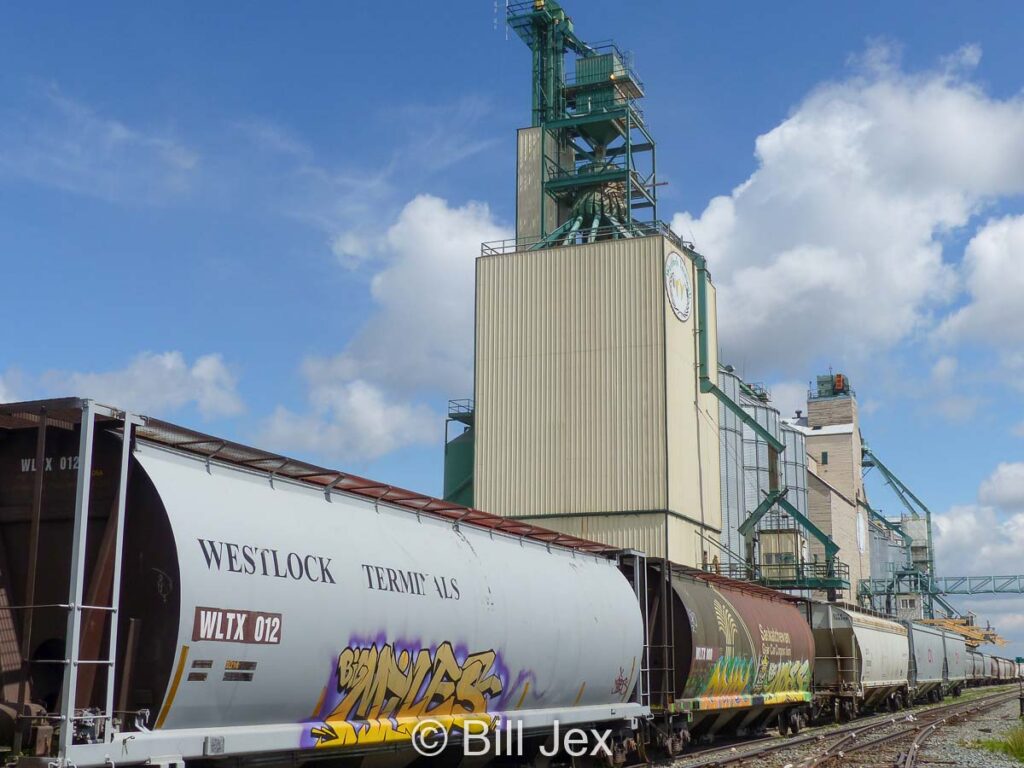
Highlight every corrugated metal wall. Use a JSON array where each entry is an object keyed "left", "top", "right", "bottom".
[
  {"left": 718, "top": 368, "right": 745, "bottom": 564},
  {"left": 475, "top": 236, "right": 668, "bottom": 517},
  {"left": 781, "top": 423, "right": 809, "bottom": 520},
  {"left": 515, "top": 512, "right": 670, "bottom": 559},
  {"left": 664, "top": 246, "right": 722, "bottom": 561},
  {"left": 869, "top": 523, "right": 906, "bottom": 580},
  {"left": 716, "top": 383, "right": 811, "bottom": 569},
  {"left": 741, "top": 394, "right": 780, "bottom": 525}
]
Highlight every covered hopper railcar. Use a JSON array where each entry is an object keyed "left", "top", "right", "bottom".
[
  {"left": 904, "top": 622, "right": 967, "bottom": 701},
  {"left": 967, "top": 650, "right": 987, "bottom": 686},
  {"left": 992, "top": 656, "right": 1017, "bottom": 682},
  {"left": 0, "top": 400, "right": 645, "bottom": 768},
  {"left": 940, "top": 629, "right": 968, "bottom": 697},
  {"left": 807, "top": 603, "right": 910, "bottom": 720},
  {"left": 640, "top": 564, "right": 814, "bottom": 749}
]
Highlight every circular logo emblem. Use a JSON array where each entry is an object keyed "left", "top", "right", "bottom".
[{"left": 664, "top": 251, "right": 692, "bottom": 322}]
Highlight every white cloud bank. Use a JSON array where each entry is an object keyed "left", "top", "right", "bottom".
[
  {"left": 673, "top": 43, "right": 1024, "bottom": 373},
  {"left": 978, "top": 462, "right": 1024, "bottom": 513},
  {"left": 933, "top": 461, "right": 1024, "bottom": 655},
  {"left": 263, "top": 195, "right": 511, "bottom": 462},
  {"left": 939, "top": 213, "right": 1024, "bottom": 345},
  {"left": 39, "top": 352, "right": 242, "bottom": 418}
]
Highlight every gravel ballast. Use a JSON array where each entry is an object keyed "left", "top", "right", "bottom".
[{"left": 915, "top": 699, "right": 1024, "bottom": 768}]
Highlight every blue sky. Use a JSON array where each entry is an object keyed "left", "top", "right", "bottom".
[{"left": 2, "top": 2, "right": 1024, "bottom": 652}]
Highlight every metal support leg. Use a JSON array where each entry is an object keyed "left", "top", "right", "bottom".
[
  {"left": 103, "top": 414, "right": 137, "bottom": 734},
  {"left": 58, "top": 401, "right": 96, "bottom": 760}
]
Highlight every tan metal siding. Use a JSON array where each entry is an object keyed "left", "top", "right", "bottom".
[
  {"left": 664, "top": 246, "right": 722, "bottom": 566},
  {"left": 475, "top": 236, "right": 667, "bottom": 517},
  {"left": 515, "top": 513, "right": 669, "bottom": 559}
]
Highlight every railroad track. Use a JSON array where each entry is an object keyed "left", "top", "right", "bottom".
[
  {"left": 793, "top": 690, "right": 1017, "bottom": 768},
  {"left": 890, "top": 691, "right": 1017, "bottom": 768},
  {"left": 671, "top": 687, "right": 1019, "bottom": 768}
]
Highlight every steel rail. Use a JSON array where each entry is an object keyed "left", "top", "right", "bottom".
[
  {"left": 892, "top": 692, "right": 1015, "bottom": 768},
  {"left": 674, "top": 687, "right": 1018, "bottom": 768},
  {"left": 796, "top": 691, "right": 1017, "bottom": 768}
]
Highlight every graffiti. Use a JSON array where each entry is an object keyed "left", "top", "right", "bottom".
[
  {"left": 612, "top": 657, "right": 636, "bottom": 698},
  {"left": 753, "top": 657, "right": 811, "bottom": 695},
  {"left": 613, "top": 667, "right": 629, "bottom": 695},
  {"left": 682, "top": 588, "right": 812, "bottom": 711},
  {"left": 305, "top": 640, "right": 504, "bottom": 749},
  {"left": 703, "top": 655, "right": 755, "bottom": 697}
]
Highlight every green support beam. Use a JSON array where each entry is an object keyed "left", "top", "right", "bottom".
[
  {"left": 859, "top": 499, "right": 913, "bottom": 549},
  {"left": 737, "top": 490, "right": 782, "bottom": 538},
  {"left": 861, "top": 574, "right": 1024, "bottom": 596},
  {"left": 777, "top": 495, "right": 840, "bottom": 560},
  {"left": 737, "top": 488, "right": 840, "bottom": 562},
  {"left": 862, "top": 444, "right": 935, "bottom": 592}
]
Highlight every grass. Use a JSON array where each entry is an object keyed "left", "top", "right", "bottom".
[{"left": 977, "top": 724, "right": 1024, "bottom": 763}]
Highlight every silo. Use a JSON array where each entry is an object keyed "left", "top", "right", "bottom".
[
  {"left": 739, "top": 389, "right": 812, "bottom": 584},
  {"left": 780, "top": 423, "right": 809, "bottom": 522},
  {"left": 868, "top": 522, "right": 908, "bottom": 582},
  {"left": 740, "top": 387, "right": 780, "bottom": 530},
  {"left": 717, "top": 367, "right": 746, "bottom": 565}
]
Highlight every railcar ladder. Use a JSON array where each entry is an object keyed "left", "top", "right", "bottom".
[
  {"left": 8, "top": 402, "right": 140, "bottom": 763},
  {"left": 623, "top": 552, "right": 652, "bottom": 709},
  {"left": 644, "top": 559, "right": 676, "bottom": 710}
]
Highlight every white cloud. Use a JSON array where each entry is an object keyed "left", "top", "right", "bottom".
[
  {"left": 234, "top": 118, "right": 310, "bottom": 158},
  {"left": 263, "top": 195, "right": 512, "bottom": 462},
  {"left": 979, "top": 462, "right": 1024, "bottom": 512},
  {"left": 262, "top": 380, "right": 437, "bottom": 463},
  {"left": 934, "top": 504, "right": 1024, "bottom": 577},
  {"left": 768, "top": 380, "right": 810, "bottom": 420},
  {"left": 933, "top": 394, "right": 981, "bottom": 423},
  {"left": 930, "top": 355, "right": 958, "bottom": 384},
  {"left": 0, "top": 85, "right": 198, "bottom": 204},
  {"left": 309, "top": 195, "right": 511, "bottom": 396},
  {"left": 273, "top": 97, "right": 499, "bottom": 269},
  {"left": 932, "top": 462, "right": 1024, "bottom": 656},
  {"left": 0, "top": 375, "right": 11, "bottom": 403},
  {"left": 938, "top": 214, "right": 1024, "bottom": 344},
  {"left": 42, "top": 351, "right": 242, "bottom": 419},
  {"left": 932, "top": 504, "right": 1024, "bottom": 658},
  {"left": 672, "top": 42, "right": 1024, "bottom": 372}
]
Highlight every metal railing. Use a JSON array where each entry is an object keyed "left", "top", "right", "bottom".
[
  {"left": 717, "top": 560, "right": 852, "bottom": 588},
  {"left": 447, "top": 399, "right": 474, "bottom": 418},
  {"left": 481, "top": 220, "right": 688, "bottom": 256}
]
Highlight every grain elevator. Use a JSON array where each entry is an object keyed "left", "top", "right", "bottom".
[{"left": 445, "top": 1, "right": 736, "bottom": 567}]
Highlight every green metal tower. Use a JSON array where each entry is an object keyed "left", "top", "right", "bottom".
[{"left": 507, "top": 0, "right": 657, "bottom": 245}]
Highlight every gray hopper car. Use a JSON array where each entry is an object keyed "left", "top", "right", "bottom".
[
  {"left": 903, "top": 621, "right": 967, "bottom": 701},
  {"left": 0, "top": 400, "right": 644, "bottom": 768}
]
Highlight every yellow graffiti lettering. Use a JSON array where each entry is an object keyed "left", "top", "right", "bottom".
[{"left": 311, "top": 641, "right": 504, "bottom": 750}]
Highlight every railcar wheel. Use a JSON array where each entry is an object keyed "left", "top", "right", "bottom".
[
  {"left": 837, "top": 700, "right": 852, "bottom": 723},
  {"left": 789, "top": 710, "right": 803, "bottom": 735},
  {"left": 778, "top": 711, "right": 790, "bottom": 737}
]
